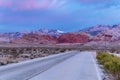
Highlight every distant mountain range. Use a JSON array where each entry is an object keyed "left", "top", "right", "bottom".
[
  {"left": 0, "top": 24, "right": 120, "bottom": 44},
  {"left": 81, "top": 24, "right": 120, "bottom": 42}
]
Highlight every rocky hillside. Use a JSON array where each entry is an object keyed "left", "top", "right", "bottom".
[
  {"left": 80, "top": 24, "right": 119, "bottom": 36},
  {"left": 79, "top": 24, "right": 120, "bottom": 42}
]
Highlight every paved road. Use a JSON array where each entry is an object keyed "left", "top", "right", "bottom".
[
  {"left": 0, "top": 51, "right": 77, "bottom": 80},
  {"left": 30, "top": 51, "right": 103, "bottom": 80},
  {"left": 0, "top": 51, "right": 103, "bottom": 80}
]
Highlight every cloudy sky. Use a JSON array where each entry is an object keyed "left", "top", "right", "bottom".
[{"left": 0, "top": 0, "right": 120, "bottom": 32}]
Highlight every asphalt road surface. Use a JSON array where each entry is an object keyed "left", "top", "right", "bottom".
[{"left": 0, "top": 51, "right": 103, "bottom": 80}]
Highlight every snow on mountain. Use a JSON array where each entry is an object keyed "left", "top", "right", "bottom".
[
  {"left": 56, "top": 30, "right": 64, "bottom": 33},
  {"left": 35, "top": 29, "right": 64, "bottom": 36}
]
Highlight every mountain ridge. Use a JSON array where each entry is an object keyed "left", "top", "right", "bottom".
[{"left": 0, "top": 23, "right": 120, "bottom": 44}]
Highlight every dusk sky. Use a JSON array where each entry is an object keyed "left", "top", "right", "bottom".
[{"left": 0, "top": 0, "right": 120, "bottom": 32}]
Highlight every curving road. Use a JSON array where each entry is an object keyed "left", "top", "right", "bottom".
[{"left": 0, "top": 51, "right": 103, "bottom": 80}]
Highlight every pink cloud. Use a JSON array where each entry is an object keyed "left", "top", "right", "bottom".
[
  {"left": 0, "top": 0, "right": 68, "bottom": 11},
  {"left": 0, "top": 0, "right": 12, "bottom": 7},
  {"left": 0, "top": 0, "right": 52, "bottom": 10},
  {"left": 17, "top": 0, "right": 51, "bottom": 10}
]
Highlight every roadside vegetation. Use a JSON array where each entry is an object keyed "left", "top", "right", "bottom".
[
  {"left": 97, "top": 51, "right": 120, "bottom": 80},
  {"left": 0, "top": 47, "right": 69, "bottom": 65}
]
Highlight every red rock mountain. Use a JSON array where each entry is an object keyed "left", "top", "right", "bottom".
[
  {"left": 11, "top": 33, "right": 57, "bottom": 44},
  {"left": 58, "top": 32, "right": 90, "bottom": 43},
  {"left": 11, "top": 32, "right": 90, "bottom": 44}
]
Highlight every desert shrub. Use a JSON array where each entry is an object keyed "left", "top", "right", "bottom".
[
  {"left": 97, "top": 52, "right": 120, "bottom": 80},
  {"left": 110, "top": 48, "right": 116, "bottom": 53},
  {"left": 60, "top": 49, "right": 66, "bottom": 52},
  {"left": 96, "top": 51, "right": 113, "bottom": 64},
  {"left": 10, "top": 48, "right": 18, "bottom": 58}
]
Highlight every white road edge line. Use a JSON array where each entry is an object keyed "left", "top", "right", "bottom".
[{"left": 91, "top": 52, "right": 102, "bottom": 80}]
